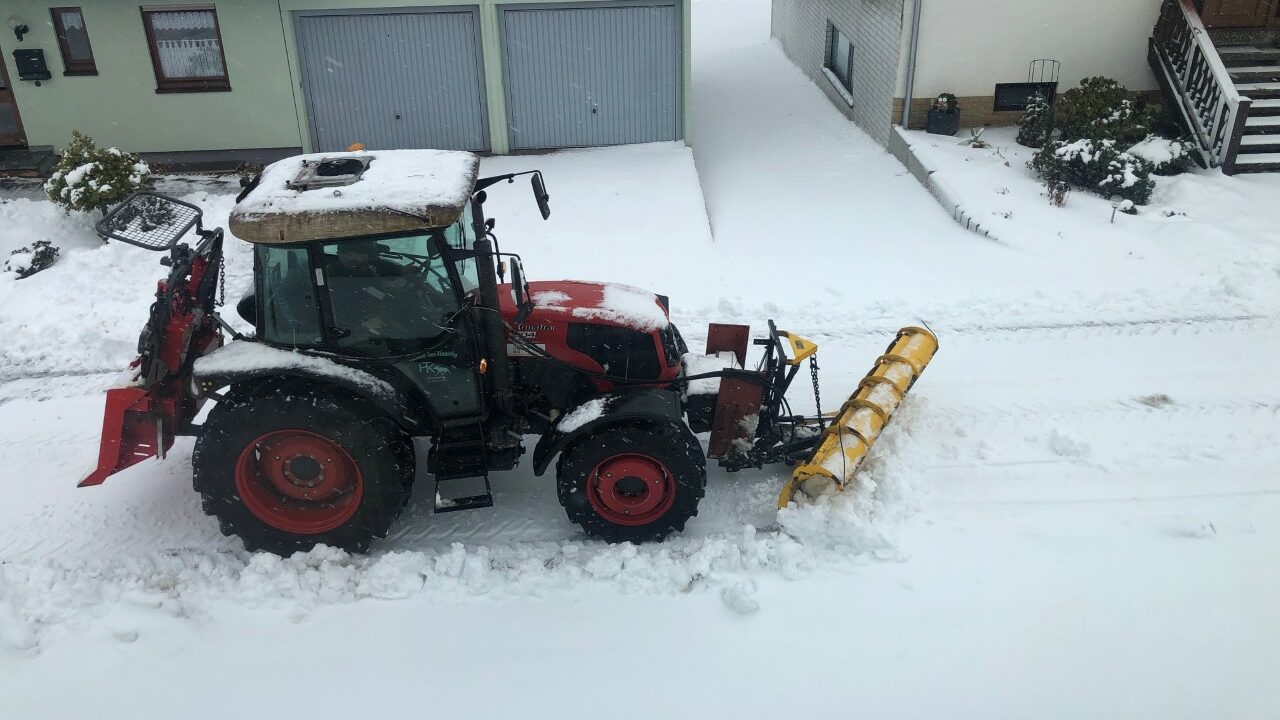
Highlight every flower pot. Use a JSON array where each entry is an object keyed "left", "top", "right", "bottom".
[{"left": 926, "top": 110, "right": 959, "bottom": 136}]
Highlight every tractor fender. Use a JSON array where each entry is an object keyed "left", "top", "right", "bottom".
[
  {"left": 192, "top": 341, "right": 422, "bottom": 431},
  {"left": 532, "top": 388, "right": 687, "bottom": 477}
]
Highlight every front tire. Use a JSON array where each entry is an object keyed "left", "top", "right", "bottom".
[
  {"left": 556, "top": 421, "right": 706, "bottom": 543},
  {"left": 193, "top": 391, "right": 414, "bottom": 555}
]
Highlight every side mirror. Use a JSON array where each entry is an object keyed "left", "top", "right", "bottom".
[
  {"left": 531, "top": 173, "right": 551, "bottom": 221},
  {"left": 510, "top": 257, "right": 533, "bottom": 324}
]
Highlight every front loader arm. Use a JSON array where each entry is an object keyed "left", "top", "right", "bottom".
[{"left": 82, "top": 194, "right": 226, "bottom": 487}]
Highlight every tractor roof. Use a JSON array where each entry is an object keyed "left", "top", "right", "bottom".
[{"left": 228, "top": 149, "right": 480, "bottom": 244}]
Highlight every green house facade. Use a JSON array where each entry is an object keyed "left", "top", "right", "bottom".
[{"left": 0, "top": 0, "right": 693, "bottom": 164}]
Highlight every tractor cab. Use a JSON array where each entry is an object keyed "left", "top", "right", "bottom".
[{"left": 229, "top": 150, "right": 539, "bottom": 428}]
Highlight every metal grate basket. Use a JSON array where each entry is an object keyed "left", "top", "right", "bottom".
[{"left": 96, "top": 192, "right": 204, "bottom": 250}]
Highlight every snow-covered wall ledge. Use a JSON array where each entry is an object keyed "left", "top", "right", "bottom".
[{"left": 890, "top": 127, "right": 996, "bottom": 241}]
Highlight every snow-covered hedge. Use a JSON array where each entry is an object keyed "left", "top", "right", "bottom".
[
  {"left": 5, "top": 240, "right": 60, "bottom": 279},
  {"left": 1016, "top": 93, "right": 1054, "bottom": 148},
  {"left": 1029, "top": 138, "right": 1156, "bottom": 206},
  {"left": 1056, "top": 77, "right": 1156, "bottom": 146},
  {"left": 44, "top": 132, "right": 150, "bottom": 215}
]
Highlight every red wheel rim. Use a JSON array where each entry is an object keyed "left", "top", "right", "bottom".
[
  {"left": 585, "top": 453, "right": 676, "bottom": 527},
  {"left": 234, "top": 429, "right": 363, "bottom": 535}
]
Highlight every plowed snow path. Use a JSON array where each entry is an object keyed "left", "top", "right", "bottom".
[{"left": 2, "top": 315, "right": 1278, "bottom": 718}]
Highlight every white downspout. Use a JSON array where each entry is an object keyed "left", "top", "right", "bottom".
[{"left": 901, "top": 0, "right": 924, "bottom": 129}]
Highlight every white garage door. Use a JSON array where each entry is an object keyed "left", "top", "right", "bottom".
[
  {"left": 295, "top": 9, "right": 490, "bottom": 152},
  {"left": 499, "top": 2, "right": 683, "bottom": 150}
]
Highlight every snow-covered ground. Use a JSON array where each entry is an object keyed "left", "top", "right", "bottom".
[{"left": 2, "top": 1, "right": 1279, "bottom": 717}]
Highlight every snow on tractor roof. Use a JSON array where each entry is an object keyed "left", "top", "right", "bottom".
[{"left": 228, "top": 149, "right": 480, "bottom": 244}]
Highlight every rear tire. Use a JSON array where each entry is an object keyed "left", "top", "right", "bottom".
[
  {"left": 193, "top": 391, "right": 414, "bottom": 555},
  {"left": 556, "top": 421, "right": 706, "bottom": 543}
]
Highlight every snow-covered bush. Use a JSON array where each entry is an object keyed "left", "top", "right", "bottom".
[
  {"left": 44, "top": 132, "right": 150, "bottom": 215},
  {"left": 1055, "top": 77, "right": 1155, "bottom": 146},
  {"left": 1127, "top": 135, "right": 1196, "bottom": 176},
  {"left": 5, "top": 240, "right": 60, "bottom": 279},
  {"left": 1016, "top": 93, "right": 1054, "bottom": 148},
  {"left": 1029, "top": 138, "right": 1156, "bottom": 206}
]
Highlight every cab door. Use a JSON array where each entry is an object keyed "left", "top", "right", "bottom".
[{"left": 316, "top": 234, "right": 484, "bottom": 421}]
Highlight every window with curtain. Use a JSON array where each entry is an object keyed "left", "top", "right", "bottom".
[
  {"left": 141, "top": 6, "right": 230, "bottom": 92},
  {"left": 824, "top": 22, "right": 854, "bottom": 94},
  {"left": 51, "top": 7, "right": 97, "bottom": 75}
]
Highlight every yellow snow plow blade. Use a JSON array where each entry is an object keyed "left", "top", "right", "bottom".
[{"left": 778, "top": 326, "right": 939, "bottom": 508}]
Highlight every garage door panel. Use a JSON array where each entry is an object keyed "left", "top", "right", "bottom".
[
  {"left": 501, "top": 4, "right": 681, "bottom": 150},
  {"left": 297, "top": 11, "right": 489, "bottom": 153}
]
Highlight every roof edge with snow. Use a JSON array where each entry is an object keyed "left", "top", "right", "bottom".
[{"left": 228, "top": 149, "right": 480, "bottom": 244}]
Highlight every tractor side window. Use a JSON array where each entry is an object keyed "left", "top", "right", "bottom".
[
  {"left": 318, "top": 235, "right": 460, "bottom": 353},
  {"left": 256, "top": 245, "right": 323, "bottom": 347},
  {"left": 567, "top": 323, "right": 661, "bottom": 381},
  {"left": 440, "top": 202, "right": 480, "bottom": 293}
]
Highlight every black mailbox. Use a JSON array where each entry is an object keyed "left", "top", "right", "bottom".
[{"left": 13, "top": 49, "right": 51, "bottom": 82}]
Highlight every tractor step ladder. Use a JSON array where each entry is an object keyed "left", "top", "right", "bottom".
[{"left": 428, "top": 422, "right": 494, "bottom": 513}]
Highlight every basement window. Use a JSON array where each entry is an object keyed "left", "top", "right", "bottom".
[
  {"left": 824, "top": 22, "right": 854, "bottom": 94},
  {"left": 141, "top": 6, "right": 231, "bottom": 93},
  {"left": 51, "top": 7, "right": 97, "bottom": 76}
]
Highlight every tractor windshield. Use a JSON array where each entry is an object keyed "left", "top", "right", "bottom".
[
  {"left": 440, "top": 200, "right": 480, "bottom": 293},
  {"left": 319, "top": 234, "right": 461, "bottom": 354}
]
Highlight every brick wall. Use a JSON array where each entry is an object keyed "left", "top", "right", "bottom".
[
  {"left": 892, "top": 90, "right": 1164, "bottom": 132},
  {"left": 893, "top": 96, "right": 1025, "bottom": 131},
  {"left": 771, "top": 0, "right": 905, "bottom": 146}
]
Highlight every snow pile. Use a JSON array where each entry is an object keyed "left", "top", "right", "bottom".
[
  {"left": 570, "top": 282, "right": 670, "bottom": 331},
  {"left": 0, "top": 192, "right": 254, "bottom": 379},
  {"left": 1127, "top": 136, "right": 1188, "bottom": 166},
  {"left": 194, "top": 341, "right": 398, "bottom": 401},
  {"left": 681, "top": 350, "right": 741, "bottom": 396},
  {"left": 0, "top": 499, "right": 903, "bottom": 653},
  {"left": 556, "top": 396, "right": 609, "bottom": 433}
]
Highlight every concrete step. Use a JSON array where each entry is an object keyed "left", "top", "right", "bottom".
[
  {"left": 1244, "top": 114, "right": 1280, "bottom": 134},
  {"left": 1236, "top": 81, "right": 1280, "bottom": 99},
  {"left": 1249, "top": 98, "right": 1280, "bottom": 116},
  {"left": 1218, "top": 46, "right": 1280, "bottom": 68},
  {"left": 1239, "top": 134, "right": 1280, "bottom": 153},
  {"left": 1232, "top": 152, "right": 1280, "bottom": 172},
  {"left": 1229, "top": 65, "right": 1280, "bottom": 83},
  {"left": 0, "top": 149, "right": 57, "bottom": 178}
]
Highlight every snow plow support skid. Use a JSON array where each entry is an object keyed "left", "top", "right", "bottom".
[{"left": 777, "top": 327, "right": 939, "bottom": 507}]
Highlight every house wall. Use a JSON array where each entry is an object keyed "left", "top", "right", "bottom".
[
  {"left": 900, "top": 0, "right": 1165, "bottom": 128},
  {"left": 770, "top": 0, "right": 904, "bottom": 146},
  {"left": 2, "top": 0, "right": 693, "bottom": 157},
  {"left": 1, "top": 0, "right": 302, "bottom": 155}
]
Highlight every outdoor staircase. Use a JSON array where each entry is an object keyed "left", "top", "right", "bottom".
[
  {"left": 1218, "top": 46, "right": 1280, "bottom": 172},
  {"left": 1150, "top": 0, "right": 1280, "bottom": 175}
]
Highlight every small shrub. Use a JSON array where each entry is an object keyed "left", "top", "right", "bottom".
[
  {"left": 1127, "top": 135, "right": 1196, "bottom": 176},
  {"left": 44, "top": 131, "right": 150, "bottom": 215},
  {"left": 1056, "top": 77, "right": 1155, "bottom": 145},
  {"left": 931, "top": 93, "right": 959, "bottom": 114},
  {"left": 1029, "top": 138, "right": 1156, "bottom": 206},
  {"left": 6, "top": 240, "right": 60, "bottom": 279},
  {"left": 1017, "top": 93, "right": 1054, "bottom": 148}
]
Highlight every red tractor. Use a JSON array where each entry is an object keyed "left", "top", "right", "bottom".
[{"left": 83, "top": 150, "right": 936, "bottom": 555}]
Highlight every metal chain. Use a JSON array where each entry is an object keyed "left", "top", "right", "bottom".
[
  {"left": 810, "top": 354, "right": 824, "bottom": 429},
  {"left": 217, "top": 256, "right": 226, "bottom": 308}
]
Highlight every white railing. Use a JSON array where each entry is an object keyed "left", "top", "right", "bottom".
[{"left": 1150, "top": 0, "right": 1251, "bottom": 173}]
